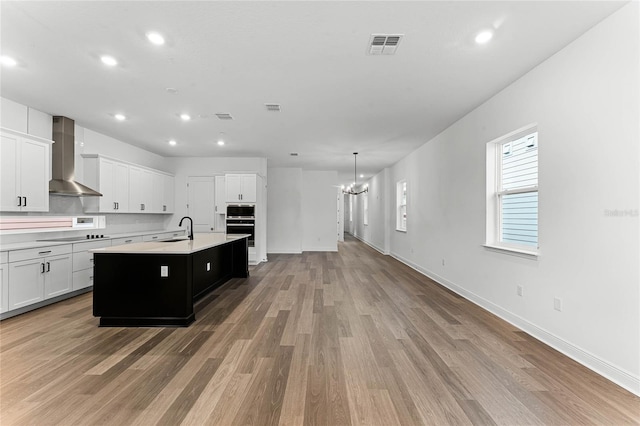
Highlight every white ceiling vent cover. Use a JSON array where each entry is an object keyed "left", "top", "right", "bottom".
[
  {"left": 265, "top": 104, "right": 281, "bottom": 112},
  {"left": 215, "top": 113, "right": 233, "bottom": 120},
  {"left": 368, "top": 34, "right": 403, "bottom": 55}
]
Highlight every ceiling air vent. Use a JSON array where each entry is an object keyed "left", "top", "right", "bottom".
[
  {"left": 215, "top": 113, "right": 233, "bottom": 120},
  {"left": 368, "top": 34, "right": 403, "bottom": 55},
  {"left": 265, "top": 104, "right": 281, "bottom": 112}
]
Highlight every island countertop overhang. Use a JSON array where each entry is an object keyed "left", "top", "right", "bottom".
[{"left": 90, "top": 233, "right": 250, "bottom": 255}]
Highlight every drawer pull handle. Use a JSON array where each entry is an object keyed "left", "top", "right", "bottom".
[
  {"left": 125, "top": 239, "right": 133, "bottom": 243},
  {"left": 38, "top": 250, "right": 52, "bottom": 255}
]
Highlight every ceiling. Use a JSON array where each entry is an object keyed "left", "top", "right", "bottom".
[{"left": 1, "top": 1, "right": 626, "bottom": 185}]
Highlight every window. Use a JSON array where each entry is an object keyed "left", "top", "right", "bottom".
[
  {"left": 363, "top": 192, "right": 369, "bottom": 226},
  {"left": 486, "top": 125, "right": 538, "bottom": 254},
  {"left": 396, "top": 180, "right": 407, "bottom": 231}
]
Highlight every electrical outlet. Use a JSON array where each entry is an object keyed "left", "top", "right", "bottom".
[
  {"left": 517, "top": 285, "right": 523, "bottom": 297},
  {"left": 554, "top": 297, "right": 562, "bottom": 312},
  {"left": 160, "top": 265, "right": 169, "bottom": 277}
]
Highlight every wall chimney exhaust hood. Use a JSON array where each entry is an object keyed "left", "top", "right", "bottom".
[{"left": 49, "top": 116, "right": 102, "bottom": 197}]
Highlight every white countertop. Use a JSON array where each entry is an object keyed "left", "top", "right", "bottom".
[
  {"left": 0, "top": 229, "right": 185, "bottom": 252},
  {"left": 91, "top": 233, "right": 250, "bottom": 255}
]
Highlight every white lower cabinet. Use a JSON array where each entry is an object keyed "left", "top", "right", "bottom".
[
  {"left": 7, "top": 245, "right": 72, "bottom": 310},
  {"left": 44, "top": 254, "right": 73, "bottom": 298},
  {"left": 0, "top": 252, "right": 8, "bottom": 313},
  {"left": 72, "top": 240, "right": 111, "bottom": 291}
]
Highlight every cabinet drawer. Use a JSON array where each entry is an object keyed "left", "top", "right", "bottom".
[
  {"left": 9, "top": 244, "right": 72, "bottom": 263},
  {"left": 72, "top": 269, "right": 94, "bottom": 291},
  {"left": 111, "top": 236, "right": 143, "bottom": 246},
  {"left": 73, "top": 250, "right": 94, "bottom": 272},
  {"left": 143, "top": 231, "right": 185, "bottom": 242},
  {"left": 73, "top": 240, "right": 111, "bottom": 253}
]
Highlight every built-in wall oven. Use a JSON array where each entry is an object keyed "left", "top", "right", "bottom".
[{"left": 226, "top": 204, "right": 255, "bottom": 247}]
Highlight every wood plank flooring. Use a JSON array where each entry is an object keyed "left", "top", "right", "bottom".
[{"left": 1, "top": 235, "right": 638, "bottom": 425}]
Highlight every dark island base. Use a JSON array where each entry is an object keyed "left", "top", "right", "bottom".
[
  {"left": 99, "top": 314, "right": 195, "bottom": 327},
  {"left": 93, "top": 237, "right": 248, "bottom": 327}
]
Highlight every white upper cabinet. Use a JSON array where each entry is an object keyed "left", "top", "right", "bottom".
[
  {"left": 82, "top": 154, "right": 173, "bottom": 214},
  {"left": 225, "top": 174, "right": 256, "bottom": 203},
  {"left": 163, "top": 174, "right": 175, "bottom": 213},
  {"left": 82, "top": 156, "right": 130, "bottom": 213},
  {"left": 129, "top": 166, "right": 152, "bottom": 213},
  {"left": 0, "top": 128, "right": 51, "bottom": 212}
]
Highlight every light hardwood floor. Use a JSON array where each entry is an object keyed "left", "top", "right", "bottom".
[{"left": 1, "top": 236, "right": 638, "bottom": 425}]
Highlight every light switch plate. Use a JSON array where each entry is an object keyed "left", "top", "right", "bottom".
[{"left": 161, "top": 265, "right": 169, "bottom": 277}]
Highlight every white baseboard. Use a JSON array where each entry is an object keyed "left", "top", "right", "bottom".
[
  {"left": 301, "top": 246, "right": 338, "bottom": 252},
  {"left": 267, "top": 249, "right": 302, "bottom": 254},
  {"left": 349, "top": 233, "right": 389, "bottom": 255},
  {"left": 390, "top": 251, "right": 640, "bottom": 397}
]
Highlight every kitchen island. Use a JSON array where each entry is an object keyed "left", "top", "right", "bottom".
[{"left": 91, "top": 233, "right": 249, "bottom": 327}]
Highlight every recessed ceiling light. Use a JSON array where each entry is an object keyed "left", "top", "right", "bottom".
[
  {"left": 217, "top": 140, "right": 225, "bottom": 146},
  {"left": 1, "top": 55, "right": 17, "bottom": 67},
  {"left": 180, "top": 113, "right": 191, "bottom": 121},
  {"left": 360, "top": 174, "right": 364, "bottom": 178},
  {"left": 169, "top": 140, "right": 177, "bottom": 146},
  {"left": 114, "top": 114, "right": 126, "bottom": 121},
  {"left": 146, "top": 32, "right": 165, "bottom": 46},
  {"left": 166, "top": 87, "right": 178, "bottom": 94},
  {"left": 475, "top": 30, "right": 493, "bottom": 44},
  {"left": 100, "top": 55, "right": 118, "bottom": 66}
]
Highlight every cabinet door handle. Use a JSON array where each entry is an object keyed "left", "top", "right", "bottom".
[
  {"left": 41, "top": 263, "right": 45, "bottom": 273},
  {"left": 163, "top": 205, "right": 166, "bottom": 211},
  {"left": 17, "top": 196, "right": 22, "bottom": 206},
  {"left": 141, "top": 203, "right": 144, "bottom": 211},
  {"left": 125, "top": 239, "right": 133, "bottom": 243},
  {"left": 23, "top": 197, "right": 27, "bottom": 206},
  {"left": 89, "top": 276, "right": 93, "bottom": 281},
  {"left": 46, "top": 262, "right": 51, "bottom": 272}
]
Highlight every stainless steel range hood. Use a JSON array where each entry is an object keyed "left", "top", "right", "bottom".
[{"left": 50, "top": 116, "right": 102, "bottom": 197}]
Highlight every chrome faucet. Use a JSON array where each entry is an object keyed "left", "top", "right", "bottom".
[{"left": 179, "top": 216, "right": 194, "bottom": 240}]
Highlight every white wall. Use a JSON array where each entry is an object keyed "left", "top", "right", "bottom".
[
  {"left": 351, "top": 168, "right": 390, "bottom": 254},
  {"left": 267, "top": 168, "right": 303, "bottom": 253},
  {"left": 355, "top": 4, "right": 640, "bottom": 394},
  {"left": 301, "top": 171, "right": 338, "bottom": 252},
  {"left": 268, "top": 168, "right": 338, "bottom": 253}
]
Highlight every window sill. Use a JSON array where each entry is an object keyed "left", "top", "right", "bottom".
[
  {"left": 483, "top": 243, "right": 538, "bottom": 259},
  {"left": 396, "top": 228, "right": 407, "bottom": 233}
]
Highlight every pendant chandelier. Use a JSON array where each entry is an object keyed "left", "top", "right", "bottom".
[{"left": 343, "top": 152, "right": 368, "bottom": 195}]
